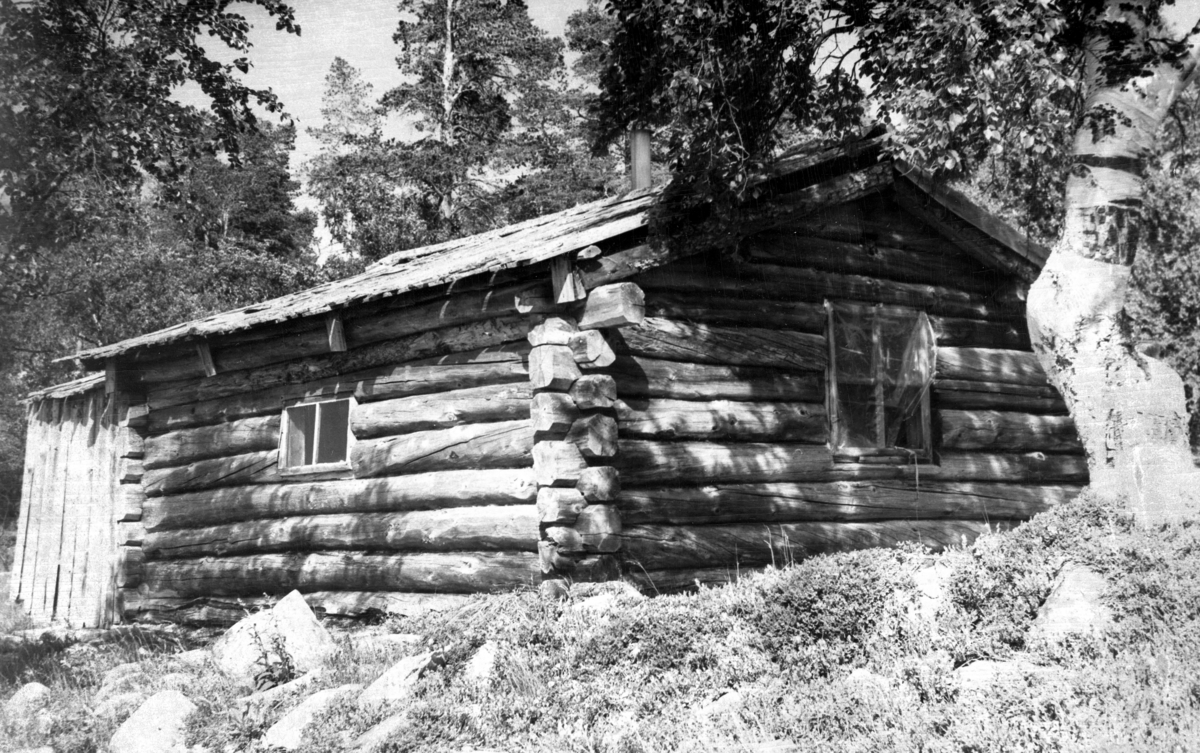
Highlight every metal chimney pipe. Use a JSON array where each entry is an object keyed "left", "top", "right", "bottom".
[{"left": 629, "top": 128, "right": 651, "bottom": 191}]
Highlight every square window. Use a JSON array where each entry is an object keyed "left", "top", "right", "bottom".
[
  {"left": 826, "top": 301, "right": 935, "bottom": 461},
  {"left": 280, "top": 398, "right": 353, "bottom": 472}
]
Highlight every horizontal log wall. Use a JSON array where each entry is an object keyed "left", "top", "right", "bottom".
[
  {"left": 611, "top": 194, "right": 1084, "bottom": 580},
  {"left": 127, "top": 274, "right": 550, "bottom": 622}
]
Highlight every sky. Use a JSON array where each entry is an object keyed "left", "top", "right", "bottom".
[{"left": 176, "top": 0, "right": 586, "bottom": 254}]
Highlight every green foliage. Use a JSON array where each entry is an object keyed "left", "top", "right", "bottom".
[
  {"left": 12, "top": 497, "right": 1200, "bottom": 752},
  {"left": 0, "top": 0, "right": 300, "bottom": 306}
]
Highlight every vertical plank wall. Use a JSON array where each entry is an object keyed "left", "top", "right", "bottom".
[{"left": 10, "top": 387, "right": 121, "bottom": 626}]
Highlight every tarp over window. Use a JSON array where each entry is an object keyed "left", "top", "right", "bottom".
[{"left": 827, "top": 301, "right": 936, "bottom": 453}]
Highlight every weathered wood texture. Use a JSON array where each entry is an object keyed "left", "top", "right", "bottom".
[
  {"left": 616, "top": 440, "right": 1087, "bottom": 485},
  {"left": 933, "top": 379, "right": 1067, "bottom": 413},
  {"left": 144, "top": 420, "right": 535, "bottom": 495},
  {"left": 619, "top": 482, "right": 1083, "bottom": 525},
  {"left": 616, "top": 440, "right": 835, "bottom": 486},
  {"left": 145, "top": 315, "right": 531, "bottom": 411},
  {"left": 141, "top": 551, "right": 541, "bottom": 597},
  {"left": 939, "top": 410, "right": 1083, "bottom": 453},
  {"left": 615, "top": 398, "right": 827, "bottom": 443},
  {"left": 937, "top": 348, "right": 1048, "bottom": 386},
  {"left": 607, "top": 356, "right": 824, "bottom": 402},
  {"left": 636, "top": 258, "right": 1020, "bottom": 320},
  {"left": 644, "top": 292, "right": 1029, "bottom": 349},
  {"left": 351, "top": 420, "right": 534, "bottom": 478},
  {"left": 144, "top": 415, "right": 281, "bottom": 470},
  {"left": 142, "top": 469, "right": 537, "bottom": 532},
  {"left": 147, "top": 344, "right": 530, "bottom": 433},
  {"left": 129, "top": 279, "right": 552, "bottom": 385},
  {"left": 143, "top": 506, "right": 538, "bottom": 559},
  {"left": 11, "top": 389, "right": 119, "bottom": 627},
  {"left": 623, "top": 519, "right": 1006, "bottom": 570},
  {"left": 747, "top": 232, "right": 996, "bottom": 292},
  {"left": 350, "top": 382, "right": 531, "bottom": 437},
  {"left": 612, "top": 318, "right": 827, "bottom": 371}
]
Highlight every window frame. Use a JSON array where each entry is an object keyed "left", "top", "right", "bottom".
[
  {"left": 825, "top": 300, "right": 934, "bottom": 464},
  {"left": 277, "top": 396, "right": 357, "bottom": 477}
]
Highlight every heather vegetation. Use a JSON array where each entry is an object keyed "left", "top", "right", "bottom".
[{"left": 3, "top": 494, "right": 1200, "bottom": 752}]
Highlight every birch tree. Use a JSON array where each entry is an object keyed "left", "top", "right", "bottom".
[{"left": 595, "top": 0, "right": 1200, "bottom": 524}]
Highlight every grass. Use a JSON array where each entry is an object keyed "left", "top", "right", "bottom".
[{"left": 4, "top": 491, "right": 1200, "bottom": 752}]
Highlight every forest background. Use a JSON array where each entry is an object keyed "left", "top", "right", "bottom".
[{"left": 1, "top": 0, "right": 1198, "bottom": 529}]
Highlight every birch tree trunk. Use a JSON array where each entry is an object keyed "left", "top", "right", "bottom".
[{"left": 1027, "top": 2, "right": 1200, "bottom": 525}]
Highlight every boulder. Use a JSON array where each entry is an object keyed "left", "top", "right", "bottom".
[
  {"left": 5, "top": 681, "right": 50, "bottom": 716},
  {"left": 357, "top": 652, "right": 436, "bottom": 710},
  {"left": 351, "top": 711, "right": 410, "bottom": 752},
  {"left": 908, "top": 561, "right": 952, "bottom": 625},
  {"left": 108, "top": 689, "right": 196, "bottom": 753},
  {"left": 261, "top": 683, "right": 362, "bottom": 751},
  {"left": 234, "top": 671, "right": 322, "bottom": 712},
  {"left": 1030, "top": 562, "right": 1114, "bottom": 641},
  {"left": 211, "top": 590, "right": 336, "bottom": 689},
  {"left": 93, "top": 691, "right": 147, "bottom": 722},
  {"left": 463, "top": 641, "right": 498, "bottom": 685},
  {"left": 954, "top": 659, "right": 1058, "bottom": 692},
  {"left": 172, "top": 649, "right": 209, "bottom": 668},
  {"left": 695, "top": 689, "right": 743, "bottom": 717}
]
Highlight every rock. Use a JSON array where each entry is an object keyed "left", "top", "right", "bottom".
[
  {"left": 357, "top": 652, "right": 436, "bottom": 710},
  {"left": 746, "top": 743, "right": 801, "bottom": 753},
  {"left": 351, "top": 711, "right": 410, "bottom": 752},
  {"left": 463, "top": 641, "right": 498, "bottom": 685},
  {"left": 909, "top": 561, "right": 952, "bottom": 625},
  {"left": 93, "top": 691, "right": 147, "bottom": 721},
  {"left": 5, "top": 681, "right": 51, "bottom": 716},
  {"left": 211, "top": 590, "right": 336, "bottom": 689},
  {"left": 1030, "top": 562, "right": 1114, "bottom": 641},
  {"left": 845, "top": 667, "right": 890, "bottom": 691},
  {"left": 261, "top": 683, "right": 362, "bottom": 751},
  {"left": 696, "top": 689, "right": 743, "bottom": 717},
  {"left": 234, "top": 671, "right": 322, "bottom": 712},
  {"left": 158, "top": 672, "right": 192, "bottom": 691},
  {"left": 954, "top": 659, "right": 1058, "bottom": 692},
  {"left": 172, "top": 649, "right": 209, "bottom": 668},
  {"left": 33, "top": 708, "right": 54, "bottom": 735},
  {"left": 570, "top": 580, "right": 645, "bottom": 601},
  {"left": 108, "top": 689, "right": 196, "bottom": 753}
]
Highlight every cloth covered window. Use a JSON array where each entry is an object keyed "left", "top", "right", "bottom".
[
  {"left": 826, "top": 301, "right": 935, "bottom": 459},
  {"left": 280, "top": 398, "right": 353, "bottom": 471}
]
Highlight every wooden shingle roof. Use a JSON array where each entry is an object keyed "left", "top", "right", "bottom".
[{"left": 66, "top": 135, "right": 1048, "bottom": 368}]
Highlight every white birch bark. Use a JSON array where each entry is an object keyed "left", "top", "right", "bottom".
[{"left": 1027, "top": 1, "right": 1200, "bottom": 524}]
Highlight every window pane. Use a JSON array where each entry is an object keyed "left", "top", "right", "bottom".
[
  {"left": 316, "top": 400, "right": 350, "bottom": 464},
  {"left": 286, "top": 404, "right": 317, "bottom": 467},
  {"left": 829, "top": 302, "right": 935, "bottom": 453},
  {"left": 837, "top": 383, "right": 880, "bottom": 448}
]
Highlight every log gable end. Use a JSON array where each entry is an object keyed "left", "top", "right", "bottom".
[{"left": 15, "top": 136, "right": 1084, "bottom": 626}]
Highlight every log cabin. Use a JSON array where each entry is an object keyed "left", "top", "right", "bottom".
[{"left": 9, "top": 134, "right": 1085, "bottom": 626}]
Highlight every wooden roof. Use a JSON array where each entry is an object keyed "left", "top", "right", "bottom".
[
  {"left": 67, "top": 136, "right": 1047, "bottom": 367},
  {"left": 25, "top": 373, "right": 105, "bottom": 402}
]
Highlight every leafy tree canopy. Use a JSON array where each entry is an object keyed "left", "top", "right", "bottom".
[{"left": 0, "top": 0, "right": 301, "bottom": 307}]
